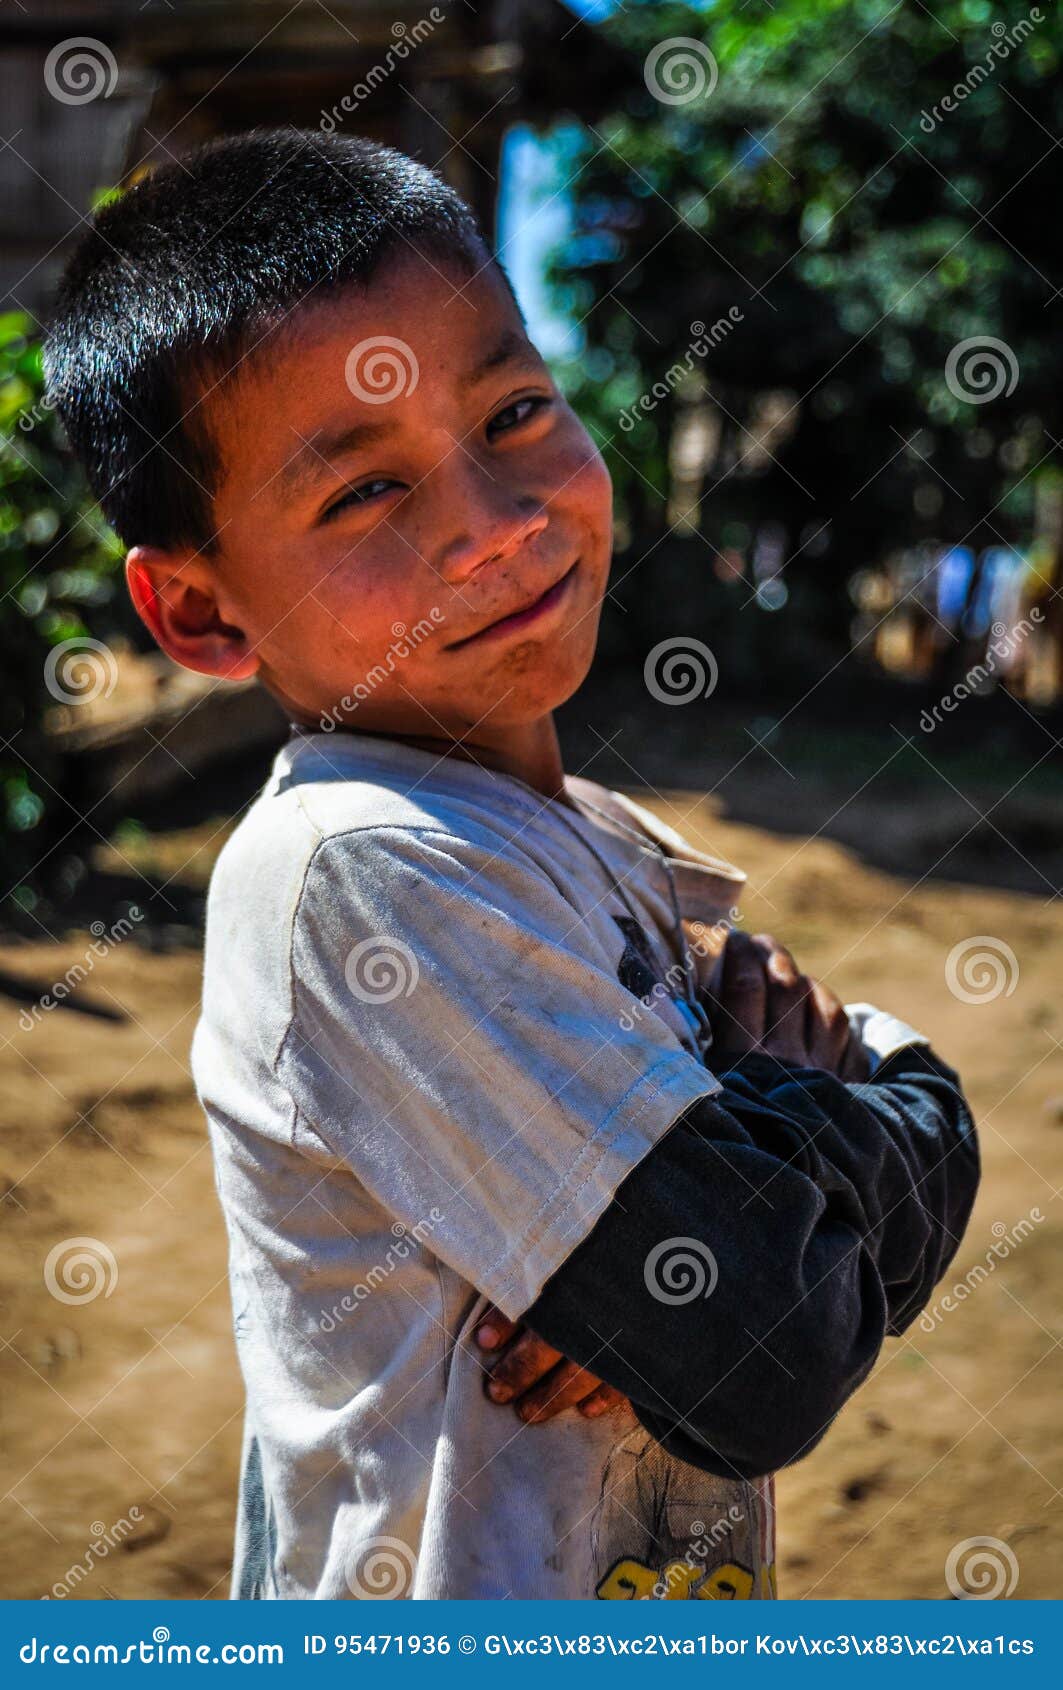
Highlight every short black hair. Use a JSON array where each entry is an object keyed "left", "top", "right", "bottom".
[{"left": 44, "top": 126, "right": 493, "bottom": 553}]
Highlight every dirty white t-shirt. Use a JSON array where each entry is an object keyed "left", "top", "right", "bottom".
[{"left": 194, "top": 729, "right": 780, "bottom": 1600}]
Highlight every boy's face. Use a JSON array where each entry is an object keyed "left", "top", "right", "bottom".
[{"left": 182, "top": 252, "right": 613, "bottom": 737}]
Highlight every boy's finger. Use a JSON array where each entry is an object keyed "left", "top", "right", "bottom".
[
  {"left": 711, "top": 931, "right": 768, "bottom": 1056},
  {"left": 806, "top": 979, "right": 852, "bottom": 1071},
  {"left": 514, "top": 1359, "right": 606, "bottom": 1424},
  {"left": 577, "top": 1382, "right": 628, "bottom": 1419},
  {"left": 484, "top": 1328, "right": 564, "bottom": 1403},
  {"left": 474, "top": 1306, "right": 520, "bottom": 1351},
  {"left": 756, "top": 935, "right": 812, "bottom": 1063},
  {"left": 753, "top": 932, "right": 795, "bottom": 977},
  {"left": 838, "top": 1030, "right": 873, "bottom": 1083}
]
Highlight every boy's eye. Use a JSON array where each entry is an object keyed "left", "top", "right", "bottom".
[
  {"left": 487, "top": 395, "right": 552, "bottom": 438},
  {"left": 322, "top": 477, "right": 400, "bottom": 521}
]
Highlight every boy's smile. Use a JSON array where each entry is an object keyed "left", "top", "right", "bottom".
[
  {"left": 443, "top": 558, "right": 581, "bottom": 651},
  {"left": 127, "top": 251, "right": 613, "bottom": 785}
]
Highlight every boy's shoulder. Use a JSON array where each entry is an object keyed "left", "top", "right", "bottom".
[
  {"left": 208, "top": 728, "right": 572, "bottom": 922},
  {"left": 200, "top": 730, "right": 579, "bottom": 1062},
  {"left": 209, "top": 728, "right": 745, "bottom": 943}
]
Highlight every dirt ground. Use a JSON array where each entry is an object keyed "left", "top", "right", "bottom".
[{"left": 1, "top": 788, "right": 1061, "bottom": 1602}]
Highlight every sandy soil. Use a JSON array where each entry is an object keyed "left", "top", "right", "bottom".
[{"left": 1, "top": 793, "right": 1061, "bottom": 1601}]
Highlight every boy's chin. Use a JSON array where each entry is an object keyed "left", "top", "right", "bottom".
[{"left": 470, "top": 652, "right": 597, "bottom": 726}]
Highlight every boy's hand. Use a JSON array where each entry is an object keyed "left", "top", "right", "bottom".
[
  {"left": 474, "top": 1308, "right": 628, "bottom": 1423},
  {"left": 476, "top": 932, "right": 869, "bottom": 1423},
  {"left": 708, "top": 931, "right": 870, "bottom": 1078}
]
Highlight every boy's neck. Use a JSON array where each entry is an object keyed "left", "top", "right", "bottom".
[
  {"left": 300, "top": 711, "right": 571, "bottom": 804},
  {"left": 396, "top": 715, "right": 568, "bottom": 803}
]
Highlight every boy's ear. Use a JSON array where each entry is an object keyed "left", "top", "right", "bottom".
[{"left": 125, "top": 545, "right": 259, "bottom": 682}]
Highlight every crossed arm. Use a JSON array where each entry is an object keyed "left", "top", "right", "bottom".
[{"left": 475, "top": 933, "right": 979, "bottom": 1478}]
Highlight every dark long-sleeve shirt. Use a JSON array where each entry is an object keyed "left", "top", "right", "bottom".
[{"left": 525, "top": 1043, "right": 979, "bottom": 1480}]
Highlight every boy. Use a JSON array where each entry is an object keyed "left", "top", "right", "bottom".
[{"left": 44, "top": 128, "right": 978, "bottom": 1601}]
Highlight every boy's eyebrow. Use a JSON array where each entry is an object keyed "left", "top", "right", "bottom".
[
  {"left": 273, "top": 418, "right": 396, "bottom": 500},
  {"left": 269, "top": 330, "right": 539, "bottom": 502},
  {"left": 460, "top": 328, "right": 539, "bottom": 389}
]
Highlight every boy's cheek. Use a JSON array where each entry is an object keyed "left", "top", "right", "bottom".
[
  {"left": 548, "top": 459, "right": 613, "bottom": 602},
  {"left": 545, "top": 411, "right": 613, "bottom": 518},
  {"left": 569, "top": 440, "right": 614, "bottom": 530}
]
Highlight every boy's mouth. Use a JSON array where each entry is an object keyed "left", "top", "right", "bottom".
[{"left": 446, "top": 561, "right": 580, "bottom": 651}]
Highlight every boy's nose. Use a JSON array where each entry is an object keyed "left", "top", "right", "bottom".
[
  {"left": 440, "top": 510, "right": 549, "bottom": 585},
  {"left": 435, "top": 461, "right": 548, "bottom": 585}
]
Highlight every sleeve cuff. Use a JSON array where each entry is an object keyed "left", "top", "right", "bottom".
[{"left": 845, "top": 1001, "right": 930, "bottom": 1076}]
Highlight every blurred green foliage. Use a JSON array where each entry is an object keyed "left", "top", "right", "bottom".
[
  {"left": 550, "top": 0, "right": 1062, "bottom": 675},
  {"left": 0, "top": 311, "right": 124, "bottom": 916}
]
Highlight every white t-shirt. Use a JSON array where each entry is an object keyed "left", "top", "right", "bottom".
[{"left": 193, "top": 729, "right": 782, "bottom": 1599}]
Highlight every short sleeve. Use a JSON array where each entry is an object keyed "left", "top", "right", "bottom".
[{"left": 278, "top": 825, "right": 722, "bottom": 1319}]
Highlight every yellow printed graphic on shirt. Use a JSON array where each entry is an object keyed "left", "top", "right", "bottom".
[
  {"left": 590, "top": 1426, "right": 776, "bottom": 1601},
  {"left": 597, "top": 1557, "right": 774, "bottom": 1601}
]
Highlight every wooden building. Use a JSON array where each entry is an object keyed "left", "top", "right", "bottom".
[{"left": 1, "top": 0, "right": 634, "bottom": 325}]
